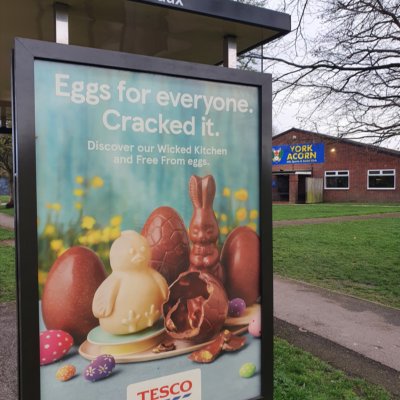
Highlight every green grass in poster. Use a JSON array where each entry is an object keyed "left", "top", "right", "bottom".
[{"left": 273, "top": 218, "right": 400, "bottom": 308}]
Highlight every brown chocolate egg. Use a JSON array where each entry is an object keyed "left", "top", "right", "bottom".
[
  {"left": 221, "top": 226, "right": 260, "bottom": 306},
  {"left": 142, "top": 206, "right": 190, "bottom": 285},
  {"left": 41, "top": 246, "right": 107, "bottom": 343},
  {"left": 163, "top": 271, "right": 228, "bottom": 343}
]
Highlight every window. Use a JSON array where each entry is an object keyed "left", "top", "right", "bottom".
[
  {"left": 324, "top": 170, "right": 349, "bottom": 189},
  {"left": 368, "top": 170, "right": 396, "bottom": 190}
]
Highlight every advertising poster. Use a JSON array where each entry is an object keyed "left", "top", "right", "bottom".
[{"left": 29, "top": 58, "right": 265, "bottom": 400}]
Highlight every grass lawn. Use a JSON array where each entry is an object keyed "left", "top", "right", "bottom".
[
  {"left": 273, "top": 203, "right": 400, "bottom": 221},
  {"left": 274, "top": 218, "right": 400, "bottom": 308},
  {"left": 274, "top": 338, "right": 391, "bottom": 400},
  {"left": 0, "top": 244, "right": 16, "bottom": 302},
  {"left": 0, "top": 227, "right": 14, "bottom": 241},
  {"left": 0, "top": 194, "right": 14, "bottom": 216}
]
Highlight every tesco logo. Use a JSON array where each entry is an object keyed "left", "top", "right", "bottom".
[
  {"left": 136, "top": 380, "right": 192, "bottom": 400},
  {"left": 128, "top": 370, "right": 201, "bottom": 400}
]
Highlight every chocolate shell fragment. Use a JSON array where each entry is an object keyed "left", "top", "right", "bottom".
[
  {"left": 189, "top": 330, "right": 246, "bottom": 363},
  {"left": 163, "top": 271, "right": 228, "bottom": 343}
]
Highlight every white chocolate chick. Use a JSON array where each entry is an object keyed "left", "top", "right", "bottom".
[{"left": 92, "top": 230, "right": 168, "bottom": 335}]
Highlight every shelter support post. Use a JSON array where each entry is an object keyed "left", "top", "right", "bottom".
[
  {"left": 54, "top": 2, "right": 69, "bottom": 45},
  {"left": 223, "top": 35, "right": 237, "bottom": 68}
]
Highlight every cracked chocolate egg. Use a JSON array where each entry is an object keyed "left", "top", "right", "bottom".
[
  {"left": 221, "top": 226, "right": 260, "bottom": 306},
  {"left": 142, "top": 206, "right": 190, "bottom": 285},
  {"left": 163, "top": 271, "right": 228, "bottom": 343}
]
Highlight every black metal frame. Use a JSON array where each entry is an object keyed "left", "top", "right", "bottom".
[{"left": 13, "top": 37, "right": 273, "bottom": 400}]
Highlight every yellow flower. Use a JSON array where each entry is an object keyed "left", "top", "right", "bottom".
[
  {"left": 234, "top": 189, "right": 248, "bottom": 202},
  {"left": 86, "top": 230, "right": 102, "bottom": 245},
  {"left": 38, "top": 270, "right": 48, "bottom": 286},
  {"left": 223, "top": 187, "right": 231, "bottom": 197},
  {"left": 247, "top": 222, "right": 257, "bottom": 232},
  {"left": 220, "top": 214, "right": 228, "bottom": 222},
  {"left": 220, "top": 226, "right": 229, "bottom": 235},
  {"left": 52, "top": 203, "right": 62, "bottom": 212},
  {"left": 74, "top": 188, "right": 85, "bottom": 197},
  {"left": 102, "top": 227, "right": 112, "bottom": 242},
  {"left": 78, "top": 236, "right": 88, "bottom": 245},
  {"left": 81, "top": 216, "right": 96, "bottom": 230},
  {"left": 57, "top": 247, "right": 67, "bottom": 257},
  {"left": 249, "top": 209, "right": 259, "bottom": 220},
  {"left": 91, "top": 176, "right": 104, "bottom": 188},
  {"left": 75, "top": 176, "right": 84, "bottom": 184},
  {"left": 110, "top": 215, "right": 122, "bottom": 227},
  {"left": 50, "top": 239, "right": 64, "bottom": 252},
  {"left": 43, "top": 224, "right": 56, "bottom": 236},
  {"left": 74, "top": 202, "right": 82, "bottom": 210},
  {"left": 110, "top": 227, "right": 121, "bottom": 241},
  {"left": 236, "top": 207, "right": 247, "bottom": 222}
]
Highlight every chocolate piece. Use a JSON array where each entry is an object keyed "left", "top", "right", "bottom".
[
  {"left": 189, "top": 330, "right": 246, "bottom": 363},
  {"left": 188, "top": 175, "right": 224, "bottom": 283},
  {"left": 152, "top": 341, "right": 176, "bottom": 353},
  {"left": 163, "top": 271, "right": 228, "bottom": 343},
  {"left": 42, "top": 246, "right": 107, "bottom": 343},
  {"left": 221, "top": 226, "right": 260, "bottom": 306},
  {"left": 142, "top": 206, "right": 190, "bottom": 285}
]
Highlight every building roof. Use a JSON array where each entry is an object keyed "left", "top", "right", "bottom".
[{"left": 274, "top": 128, "right": 400, "bottom": 159}]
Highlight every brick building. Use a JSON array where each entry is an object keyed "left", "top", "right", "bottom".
[{"left": 272, "top": 128, "right": 400, "bottom": 203}]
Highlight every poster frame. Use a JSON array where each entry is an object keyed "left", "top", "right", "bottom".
[{"left": 13, "top": 37, "right": 273, "bottom": 400}]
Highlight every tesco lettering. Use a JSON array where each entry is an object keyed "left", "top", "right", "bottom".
[{"left": 136, "top": 380, "right": 192, "bottom": 400}]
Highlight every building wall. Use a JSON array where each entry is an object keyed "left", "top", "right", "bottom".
[{"left": 272, "top": 129, "right": 400, "bottom": 203}]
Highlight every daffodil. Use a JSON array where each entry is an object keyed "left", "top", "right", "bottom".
[
  {"left": 86, "top": 230, "right": 102, "bottom": 245},
  {"left": 220, "top": 226, "right": 229, "bottom": 235},
  {"left": 74, "top": 202, "right": 82, "bottom": 210},
  {"left": 249, "top": 209, "right": 259, "bottom": 220},
  {"left": 220, "top": 213, "right": 228, "bottom": 222},
  {"left": 43, "top": 224, "right": 56, "bottom": 236},
  {"left": 234, "top": 189, "right": 248, "bottom": 202},
  {"left": 91, "top": 176, "right": 104, "bottom": 188},
  {"left": 38, "top": 270, "right": 48, "bottom": 286},
  {"left": 236, "top": 207, "right": 247, "bottom": 222},
  {"left": 52, "top": 203, "right": 62, "bottom": 212},
  {"left": 74, "top": 188, "right": 85, "bottom": 197},
  {"left": 110, "top": 227, "right": 121, "bottom": 240},
  {"left": 75, "top": 176, "right": 84, "bottom": 184},
  {"left": 81, "top": 216, "right": 96, "bottom": 230},
  {"left": 78, "top": 236, "right": 88, "bottom": 245},
  {"left": 247, "top": 222, "right": 257, "bottom": 232},
  {"left": 110, "top": 215, "right": 122, "bottom": 227},
  {"left": 50, "top": 239, "right": 64, "bottom": 252},
  {"left": 222, "top": 187, "right": 231, "bottom": 197}
]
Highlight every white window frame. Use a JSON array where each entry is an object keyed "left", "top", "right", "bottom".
[
  {"left": 367, "top": 169, "right": 396, "bottom": 190},
  {"left": 324, "top": 170, "right": 350, "bottom": 190}
]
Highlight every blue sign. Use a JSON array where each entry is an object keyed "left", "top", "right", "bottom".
[{"left": 272, "top": 143, "right": 324, "bottom": 165}]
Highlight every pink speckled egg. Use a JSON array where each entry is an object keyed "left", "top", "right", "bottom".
[
  {"left": 40, "top": 330, "right": 73, "bottom": 366},
  {"left": 248, "top": 312, "right": 261, "bottom": 338}
]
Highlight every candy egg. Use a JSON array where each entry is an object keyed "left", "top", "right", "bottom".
[
  {"left": 142, "top": 206, "right": 190, "bottom": 285},
  {"left": 56, "top": 365, "right": 76, "bottom": 382},
  {"left": 239, "top": 362, "right": 256, "bottom": 378},
  {"left": 40, "top": 330, "right": 73, "bottom": 366},
  {"left": 221, "top": 227, "right": 260, "bottom": 306},
  {"left": 84, "top": 354, "right": 115, "bottom": 382},
  {"left": 42, "top": 246, "right": 108, "bottom": 343},
  {"left": 228, "top": 298, "right": 246, "bottom": 317},
  {"left": 249, "top": 312, "right": 262, "bottom": 337}
]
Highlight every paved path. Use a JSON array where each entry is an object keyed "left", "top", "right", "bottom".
[
  {"left": 0, "top": 213, "right": 14, "bottom": 230},
  {"left": 274, "top": 276, "right": 400, "bottom": 396}
]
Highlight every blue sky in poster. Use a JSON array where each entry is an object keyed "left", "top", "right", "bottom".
[{"left": 34, "top": 60, "right": 260, "bottom": 233}]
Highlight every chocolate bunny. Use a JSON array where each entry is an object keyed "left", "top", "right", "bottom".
[{"left": 188, "top": 175, "right": 225, "bottom": 283}]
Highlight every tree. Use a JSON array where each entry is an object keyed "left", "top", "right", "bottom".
[
  {"left": 0, "top": 135, "right": 13, "bottom": 207},
  {"left": 245, "top": 0, "right": 400, "bottom": 146}
]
